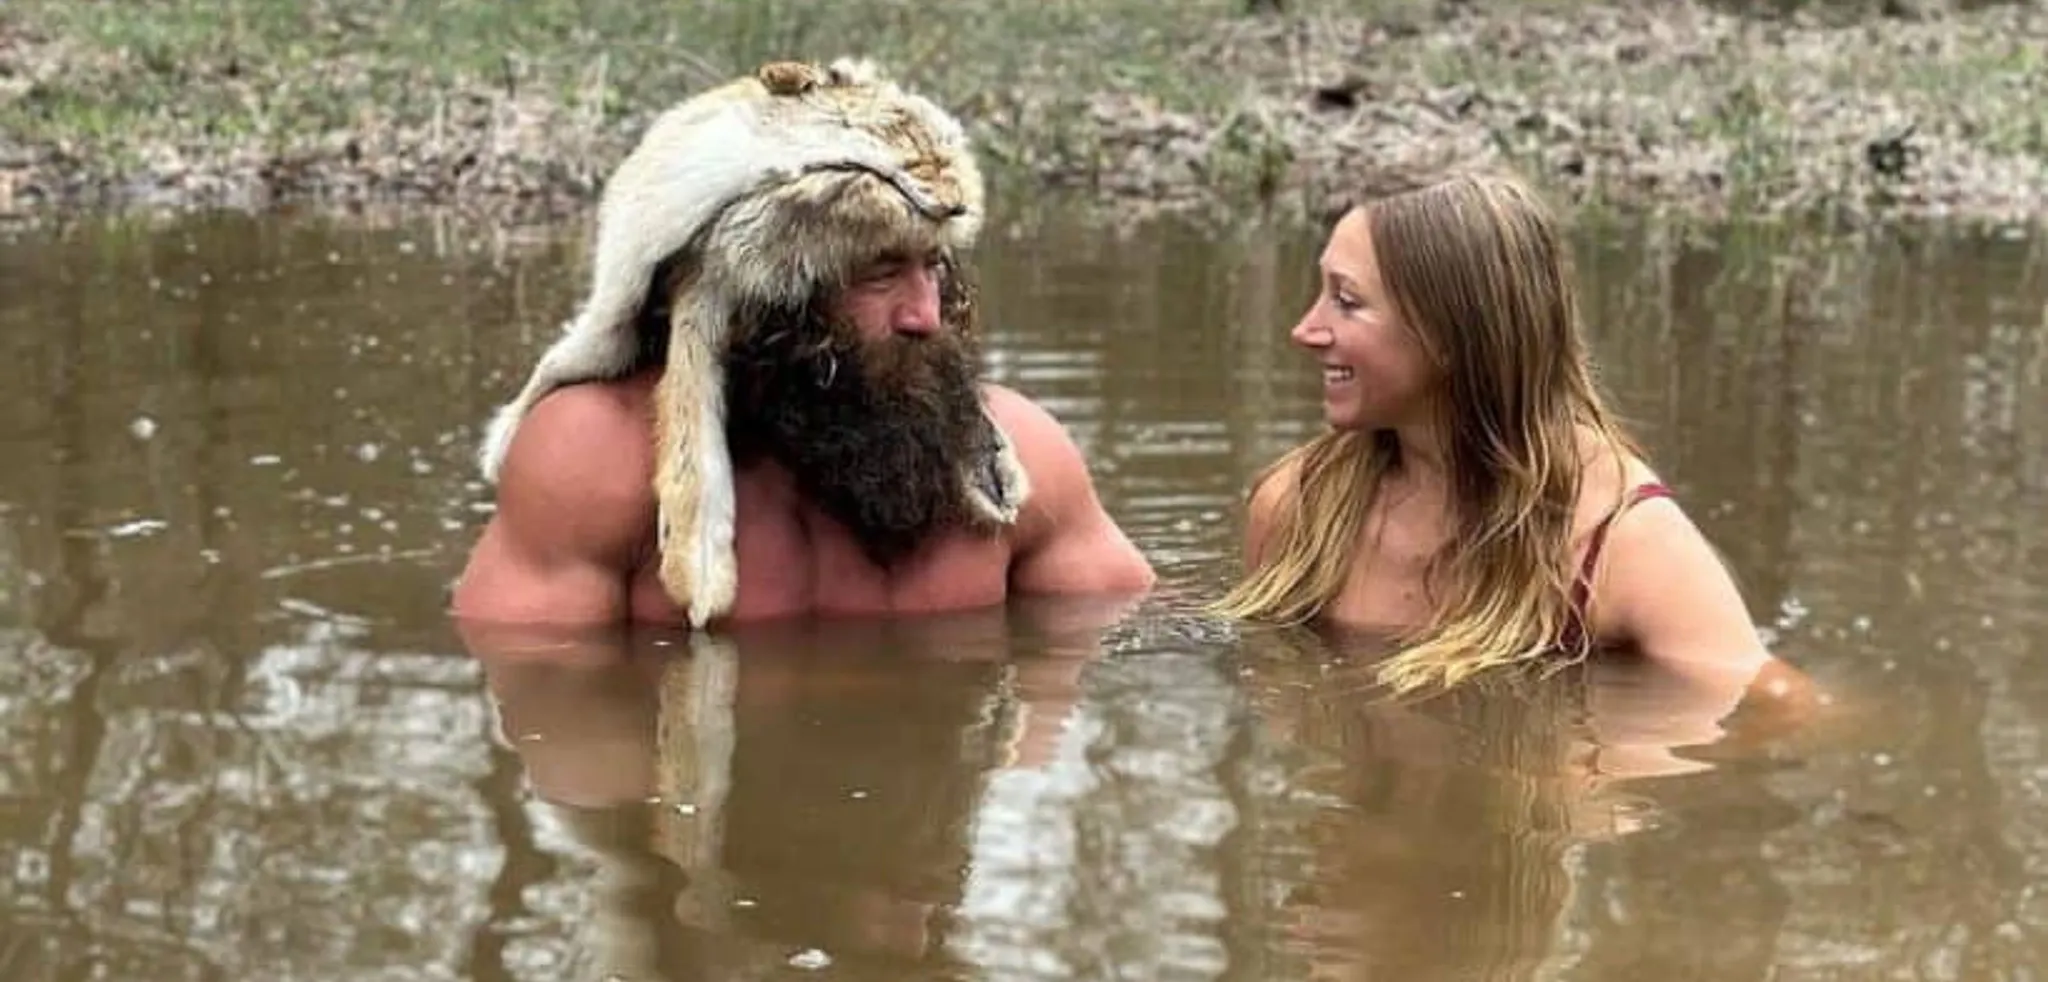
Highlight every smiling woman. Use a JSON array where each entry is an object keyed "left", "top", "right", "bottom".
[{"left": 1211, "top": 170, "right": 1803, "bottom": 697}]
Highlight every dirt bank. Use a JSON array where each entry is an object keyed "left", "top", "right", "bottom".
[{"left": 3, "top": 1, "right": 2044, "bottom": 227}]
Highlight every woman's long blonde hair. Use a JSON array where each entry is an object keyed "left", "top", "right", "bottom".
[{"left": 1212, "top": 172, "right": 1641, "bottom": 695}]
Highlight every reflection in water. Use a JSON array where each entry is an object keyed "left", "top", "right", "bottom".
[
  {"left": 1228, "top": 625, "right": 1807, "bottom": 982},
  {"left": 1242, "top": 631, "right": 1602, "bottom": 982},
  {"left": 470, "top": 599, "right": 1132, "bottom": 980},
  {"left": 471, "top": 606, "right": 1808, "bottom": 982},
  {"left": 0, "top": 206, "right": 2043, "bottom": 979}
]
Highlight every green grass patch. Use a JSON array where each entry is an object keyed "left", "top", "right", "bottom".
[{"left": 3, "top": 0, "right": 2043, "bottom": 225}]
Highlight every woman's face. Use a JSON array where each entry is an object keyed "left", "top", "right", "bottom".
[{"left": 1289, "top": 209, "right": 1440, "bottom": 433}]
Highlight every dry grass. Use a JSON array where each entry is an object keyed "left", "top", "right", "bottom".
[{"left": 1, "top": 0, "right": 2043, "bottom": 226}]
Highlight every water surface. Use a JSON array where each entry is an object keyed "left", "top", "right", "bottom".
[{"left": 0, "top": 206, "right": 2043, "bottom": 980}]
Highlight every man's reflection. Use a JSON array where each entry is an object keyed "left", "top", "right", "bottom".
[
  {"left": 1233, "top": 625, "right": 1812, "bottom": 982},
  {"left": 462, "top": 597, "right": 1133, "bottom": 980}
]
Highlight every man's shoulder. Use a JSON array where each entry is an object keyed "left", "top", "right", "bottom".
[
  {"left": 521, "top": 375, "right": 655, "bottom": 444},
  {"left": 498, "top": 377, "right": 658, "bottom": 510},
  {"left": 977, "top": 382, "right": 1068, "bottom": 443},
  {"left": 975, "top": 382, "right": 1096, "bottom": 527},
  {"left": 533, "top": 372, "right": 657, "bottom": 425},
  {"left": 976, "top": 382, "right": 1089, "bottom": 478},
  {"left": 975, "top": 384, "right": 1156, "bottom": 592}
]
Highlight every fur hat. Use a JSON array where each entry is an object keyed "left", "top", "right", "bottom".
[{"left": 476, "top": 58, "right": 1029, "bottom": 628}]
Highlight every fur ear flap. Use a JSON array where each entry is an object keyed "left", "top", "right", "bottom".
[
  {"left": 652, "top": 290, "right": 737, "bottom": 628},
  {"left": 962, "top": 424, "right": 1030, "bottom": 527}
]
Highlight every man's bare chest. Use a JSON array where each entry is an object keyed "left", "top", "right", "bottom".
[{"left": 628, "top": 503, "right": 1012, "bottom": 624}]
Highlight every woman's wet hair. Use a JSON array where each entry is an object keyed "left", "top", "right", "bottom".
[{"left": 1214, "top": 170, "right": 1643, "bottom": 695}]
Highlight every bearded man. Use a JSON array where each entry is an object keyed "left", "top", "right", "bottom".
[{"left": 451, "top": 58, "right": 1154, "bottom": 628}]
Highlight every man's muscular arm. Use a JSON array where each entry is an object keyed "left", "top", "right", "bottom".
[
  {"left": 983, "top": 385, "right": 1156, "bottom": 597},
  {"left": 450, "top": 385, "right": 655, "bottom": 625}
]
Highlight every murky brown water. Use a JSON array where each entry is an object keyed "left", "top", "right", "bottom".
[{"left": 0, "top": 203, "right": 2043, "bottom": 980}]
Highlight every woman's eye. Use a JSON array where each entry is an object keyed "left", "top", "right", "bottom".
[{"left": 1332, "top": 290, "right": 1362, "bottom": 312}]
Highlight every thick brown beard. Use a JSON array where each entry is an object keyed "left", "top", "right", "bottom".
[{"left": 722, "top": 294, "right": 997, "bottom": 571}]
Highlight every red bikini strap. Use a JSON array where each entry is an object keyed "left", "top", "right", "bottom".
[
  {"left": 1580, "top": 482, "right": 1673, "bottom": 586},
  {"left": 1565, "top": 481, "right": 1675, "bottom": 641}
]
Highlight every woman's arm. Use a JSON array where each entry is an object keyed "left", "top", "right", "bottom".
[{"left": 1593, "top": 497, "right": 1820, "bottom": 725}]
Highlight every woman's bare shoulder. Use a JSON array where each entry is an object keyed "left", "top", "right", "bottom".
[
  {"left": 1573, "top": 426, "right": 1664, "bottom": 528},
  {"left": 1250, "top": 446, "right": 1307, "bottom": 504},
  {"left": 1241, "top": 446, "right": 1312, "bottom": 566}
]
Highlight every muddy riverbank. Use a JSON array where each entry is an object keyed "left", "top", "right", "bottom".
[{"left": 2, "top": 1, "right": 2043, "bottom": 227}]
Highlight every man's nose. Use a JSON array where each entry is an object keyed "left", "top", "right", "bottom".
[{"left": 891, "top": 265, "right": 943, "bottom": 336}]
